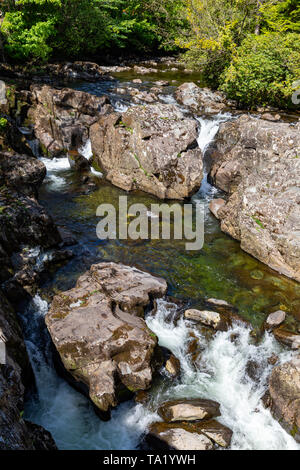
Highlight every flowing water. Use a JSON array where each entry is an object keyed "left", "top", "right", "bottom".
[{"left": 21, "top": 69, "right": 300, "bottom": 450}]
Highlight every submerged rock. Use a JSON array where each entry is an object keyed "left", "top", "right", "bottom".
[
  {"left": 269, "top": 357, "right": 300, "bottom": 442},
  {"left": 209, "top": 115, "right": 300, "bottom": 282},
  {"left": 206, "top": 298, "right": 234, "bottom": 310},
  {"left": 158, "top": 398, "right": 221, "bottom": 422},
  {"left": 46, "top": 262, "right": 167, "bottom": 414},
  {"left": 90, "top": 103, "right": 203, "bottom": 199}
]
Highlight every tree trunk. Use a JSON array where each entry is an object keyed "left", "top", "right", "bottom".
[{"left": 255, "top": 0, "right": 262, "bottom": 35}]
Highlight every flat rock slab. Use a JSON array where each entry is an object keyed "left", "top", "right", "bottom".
[
  {"left": 147, "top": 422, "right": 214, "bottom": 450},
  {"left": 46, "top": 262, "right": 167, "bottom": 413},
  {"left": 158, "top": 398, "right": 221, "bottom": 422}
]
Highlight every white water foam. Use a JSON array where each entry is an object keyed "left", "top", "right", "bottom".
[
  {"left": 79, "top": 139, "right": 93, "bottom": 160},
  {"left": 23, "top": 296, "right": 299, "bottom": 450},
  {"left": 158, "top": 94, "right": 177, "bottom": 105},
  {"left": 146, "top": 299, "right": 300, "bottom": 450},
  {"left": 196, "top": 113, "right": 232, "bottom": 153},
  {"left": 194, "top": 113, "right": 232, "bottom": 202},
  {"left": 78, "top": 139, "right": 103, "bottom": 178},
  {"left": 113, "top": 101, "right": 129, "bottom": 113},
  {"left": 90, "top": 167, "right": 103, "bottom": 178},
  {"left": 40, "top": 157, "right": 70, "bottom": 190}
]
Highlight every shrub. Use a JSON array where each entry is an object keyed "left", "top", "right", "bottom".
[
  {"left": 220, "top": 32, "right": 300, "bottom": 109},
  {"left": 0, "top": 118, "right": 8, "bottom": 130}
]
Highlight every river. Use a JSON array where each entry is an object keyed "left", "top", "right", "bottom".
[{"left": 21, "top": 68, "right": 300, "bottom": 450}]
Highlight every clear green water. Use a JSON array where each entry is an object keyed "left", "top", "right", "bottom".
[
  {"left": 39, "top": 172, "right": 300, "bottom": 330},
  {"left": 38, "top": 66, "right": 300, "bottom": 330}
]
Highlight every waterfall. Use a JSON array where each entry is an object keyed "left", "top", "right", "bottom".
[
  {"left": 79, "top": 139, "right": 93, "bottom": 160},
  {"left": 196, "top": 113, "right": 232, "bottom": 153},
  {"left": 39, "top": 157, "right": 70, "bottom": 190},
  {"left": 194, "top": 113, "right": 232, "bottom": 201}
]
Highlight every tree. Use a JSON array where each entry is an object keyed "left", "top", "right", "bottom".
[
  {"left": 221, "top": 32, "right": 300, "bottom": 108},
  {"left": 1, "top": 0, "right": 61, "bottom": 61},
  {"left": 0, "top": 0, "right": 188, "bottom": 61},
  {"left": 176, "top": 0, "right": 259, "bottom": 85},
  {"left": 261, "top": 0, "right": 300, "bottom": 33},
  {"left": 53, "top": 0, "right": 110, "bottom": 58}
]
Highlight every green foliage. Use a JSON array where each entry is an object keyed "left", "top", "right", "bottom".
[
  {"left": 221, "top": 32, "right": 300, "bottom": 109},
  {"left": 261, "top": 0, "right": 300, "bottom": 33},
  {"left": 53, "top": 0, "right": 110, "bottom": 57},
  {"left": 178, "top": 0, "right": 300, "bottom": 107},
  {"left": 1, "top": 0, "right": 298, "bottom": 110},
  {"left": 0, "top": 0, "right": 188, "bottom": 62},
  {"left": 176, "top": 0, "right": 259, "bottom": 86},
  {"left": 0, "top": 117, "right": 8, "bottom": 129},
  {"left": 1, "top": 0, "right": 60, "bottom": 61}
]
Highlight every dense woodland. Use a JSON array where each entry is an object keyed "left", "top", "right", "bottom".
[{"left": 0, "top": 0, "right": 299, "bottom": 108}]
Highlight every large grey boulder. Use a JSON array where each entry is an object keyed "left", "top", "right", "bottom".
[
  {"left": 46, "top": 262, "right": 167, "bottom": 414},
  {"left": 209, "top": 115, "right": 300, "bottom": 282},
  {"left": 30, "top": 85, "right": 112, "bottom": 157},
  {"left": 90, "top": 103, "right": 203, "bottom": 199},
  {"left": 175, "top": 82, "right": 232, "bottom": 115}
]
